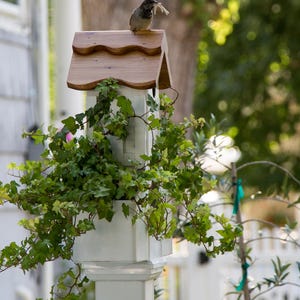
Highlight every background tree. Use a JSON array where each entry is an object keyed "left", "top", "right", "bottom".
[
  {"left": 81, "top": 0, "right": 223, "bottom": 122},
  {"left": 194, "top": 0, "right": 300, "bottom": 190}
]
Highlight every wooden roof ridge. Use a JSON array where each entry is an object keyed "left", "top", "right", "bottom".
[
  {"left": 67, "top": 30, "right": 172, "bottom": 91},
  {"left": 72, "top": 30, "right": 165, "bottom": 56}
]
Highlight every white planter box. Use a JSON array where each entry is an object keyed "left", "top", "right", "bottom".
[
  {"left": 74, "top": 200, "right": 172, "bottom": 263},
  {"left": 73, "top": 200, "right": 172, "bottom": 283}
]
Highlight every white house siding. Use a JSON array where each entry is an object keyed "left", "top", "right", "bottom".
[
  {"left": 0, "top": 1, "right": 84, "bottom": 298},
  {"left": 0, "top": 5, "right": 33, "bottom": 183},
  {"left": 0, "top": 1, "right": 39, "bottom": 299}
]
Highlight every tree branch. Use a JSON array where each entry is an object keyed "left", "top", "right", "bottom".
[{"left": 237, "top": 161, "right": 300, "bottom": 186}]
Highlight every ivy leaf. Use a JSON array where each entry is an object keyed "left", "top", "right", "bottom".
[
  {"left": 117, "top": 96, "right": 134, "bottom": 116},
  {"left": 122, "top": 203, "right": 130, "bottom": 218},
  {"left": 62, "top": 116, "right": 79, "bottom": 134},
  {"left": 75, "top": 112, "right": 85, "bottom": 125},
  {"left": 77, "top": 219, "right": 95, "bottom": 233},
  {"left": 140, "top": 154, "right": 151, "bottom": 161},
  {"left": 148, "top": 114, "right": 160, "bottom": 129},
  {"left": 52, "top": 200, "right": 64, "bottom": 217},
  {"left": 7, "top": 180, "right": 19, "bottom": 194},
  {"left": 7, "top": 162, "right": 17, "bottom": 170},
  {"left": 92, "top": 131, "right": 104, "bottom": 143},
  {"left": 93, "top": 187, "right": 111, "bottom": 198},
  {"left": 147, "top": 94, "right": 159, "bottom": 112},
  {"left": 31, "top": 128, "right": 45, "bottom": 144}
]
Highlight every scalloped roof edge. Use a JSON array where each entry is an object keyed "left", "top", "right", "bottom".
[{"left": 67, "top": 30, "right": 172, "bottom": 91}]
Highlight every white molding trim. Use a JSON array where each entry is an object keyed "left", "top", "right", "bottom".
[
  {"left": 0, "top": 0, "right": 24, "bottom": 16},
  {"left": 0, "top": 0, "right": 28, "bottom": 33}
]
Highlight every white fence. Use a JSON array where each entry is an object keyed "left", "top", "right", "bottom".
[{"left": 162, "top": 224, "right": 300, "bottom": 300}]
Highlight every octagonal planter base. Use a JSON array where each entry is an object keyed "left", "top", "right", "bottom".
[{"left": 73, "top": 200, "right": 172, "bottom": 300}]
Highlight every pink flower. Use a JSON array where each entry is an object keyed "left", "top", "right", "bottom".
[{"left": 66, "top": 132, "right": 73, "bottom": 142}]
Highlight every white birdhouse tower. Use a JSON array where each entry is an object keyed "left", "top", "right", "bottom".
[{"left": 67, "top": 30, "right": 172, "bottom": 300}]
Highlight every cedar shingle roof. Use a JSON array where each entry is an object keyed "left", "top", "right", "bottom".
[{"left": 67, "top": 30, "right": 172, "bottom": 90}]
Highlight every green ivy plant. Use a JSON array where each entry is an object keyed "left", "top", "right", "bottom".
[{"left": 0, "top": 79, "right": 241, "bottom": 297}]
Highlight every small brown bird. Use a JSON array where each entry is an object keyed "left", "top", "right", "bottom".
[
  {"left": 129, "top": 0, "right": 158, "bottom": 32},
  {"left": 129, "top": 0, "right": 169, "bottom": 32}
]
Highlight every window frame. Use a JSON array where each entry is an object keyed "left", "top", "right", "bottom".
[
  {"left": 0, "top": 0, "right": 28, "bottom": 32},
  {"left": 0, "top": 0, "right": 27, "bottom": 17}
]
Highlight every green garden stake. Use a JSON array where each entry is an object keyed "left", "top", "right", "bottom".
[
  {"left": 236, "top": 262, "right": 250, "bottom": 292},
  {"left": 233, "top": 178, "right": 244, "bottom": 215}
]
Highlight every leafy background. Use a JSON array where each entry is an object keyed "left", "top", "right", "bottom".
[{"left": 194, "top": 0, "right": 300, "bottom": 191}]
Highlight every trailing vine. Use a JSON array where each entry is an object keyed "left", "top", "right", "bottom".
[{"left": 0, "top": 79, "right": 241, "bottom": 297}]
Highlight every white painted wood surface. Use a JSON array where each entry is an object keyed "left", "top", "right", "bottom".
[
  {"left": 0, "top": 1, "right": 50, "bottom": 299},
  {"left": 0, "top": 2, "right": 38, "bottom": 299},
  {"left": 0, "top": 0, "right": 84, "bottom": 298},
  {"left": 74, "top": 88, "right": 172, "bottom": 300},
  {"left": 53, "top": 0, "right": 83, "bottom": 122},
  {"left": 0, "top": 204, "right": 38, "bottom": 300}
]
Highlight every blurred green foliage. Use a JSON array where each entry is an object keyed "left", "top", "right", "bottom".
[{"left": 194, "top": 0, "right": 300, "bottom": 191}]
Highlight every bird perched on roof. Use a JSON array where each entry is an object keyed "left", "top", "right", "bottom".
[{"left": 129, "top": 0, "right": 169, "bottom": 32}]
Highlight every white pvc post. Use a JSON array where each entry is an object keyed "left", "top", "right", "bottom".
[
  {"left": 41, "top": 261, "right": 54, "bottom": 300},
  {"left": 37, "top": 0, "right": 50, "bottom": 131},
  {"left": 74, "top": 87, "right": 172, "bottom": 300},
  {"left": 53, "top": 0, "right": 83, "bottom": 121},
  {"left": 37, "top": 1, "right": 83, "bottom": 297}
]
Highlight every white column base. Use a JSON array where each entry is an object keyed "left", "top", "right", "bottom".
[
  {"left": 81, "top": 261, "right": 164, "bottom": 281},
  {"left": 95, "top": 281, "right": 154, "bottom": 300},
  {"left": 84, "top": 261, "right": 164, "bottom": 300},
  {"left": 73, "top": 201, "right": 171, "bottom": 300}
]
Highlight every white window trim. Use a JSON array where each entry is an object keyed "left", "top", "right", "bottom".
[
  {"left": 0, "top": 0, "right": 28, "bottom": 33},
  {"left": 0, "top": 0, "right": 24, "bottom": 16}
]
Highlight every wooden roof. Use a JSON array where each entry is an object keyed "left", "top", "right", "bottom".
[{"left": 67, "top": 30, "right": 172, "bottom": 90}]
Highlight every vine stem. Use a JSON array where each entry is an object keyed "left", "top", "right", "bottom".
[
  {"left": 251, "top": 282, "right": 300, "bottom": 300},
  {"left": 237, "top": 160, "right": 300, "bottom": 186},
  {"left": 232, "top": 162, "right": 251, "bottom": 300},
  {"left": 241, "top": 218, "right": 279, "bottom": 228},
  {"left": 242, "top": 196, "right": 299, "bottom": 208},
  {"left": 245, "top": 236, "right": 300, "bottom": 248}
]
